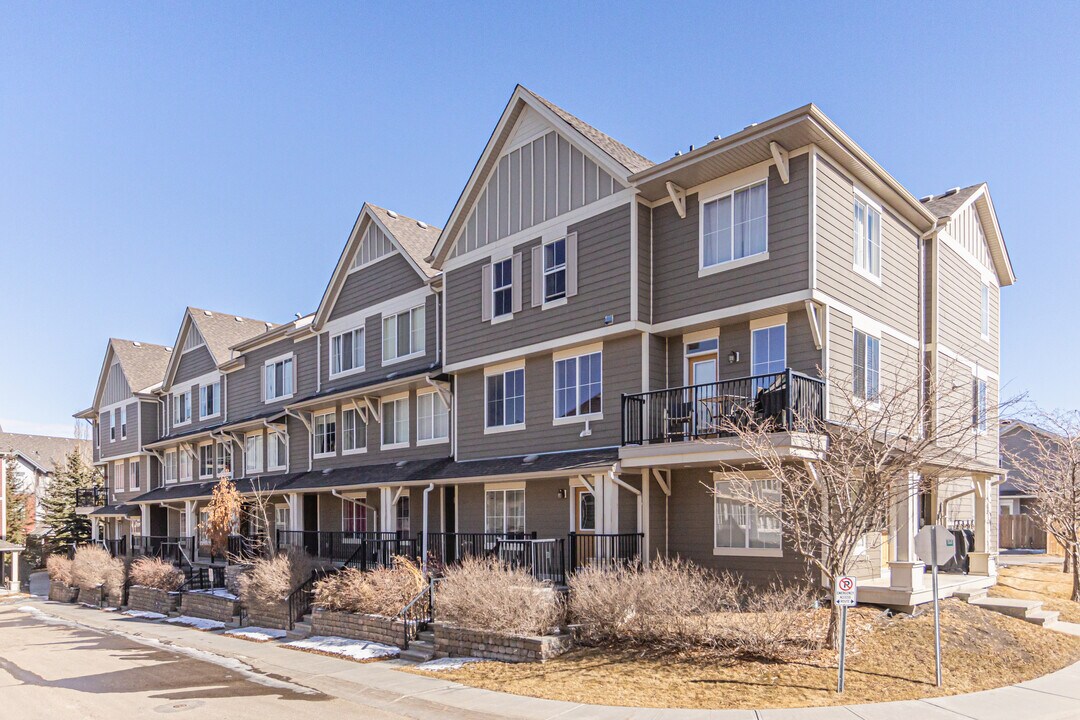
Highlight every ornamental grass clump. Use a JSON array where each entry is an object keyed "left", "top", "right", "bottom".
[
  {"left": 72, "top": 544, "right": 126, "bottom": 597},
  {"left": 46, "top": 554, "right": 75, "bottom": 586},
  {"left": 436, "top": 556, "right": 564, "bottom": 636},
  {"left": 129, "top": 556, "right": 185, "bottom": 592},
  {"left": 236, "top": 548, "right": 318, "bottom": 616},
  {"left": 314, "top": 557, "right": 424, "bottom": 617}
]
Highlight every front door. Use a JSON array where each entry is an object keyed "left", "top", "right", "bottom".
[
  {"left": 302, "top": 494, "right": 318, "bottom": 555},
  {"left": 689, "top": 354, "right": 718, "bottom": 386},
  {"left": 573, "top": 487, "right": 597, "bottom": 569}
]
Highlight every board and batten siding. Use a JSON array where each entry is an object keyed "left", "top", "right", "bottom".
[
  {"left": 936, "top": 240, "right": 999, "bottom": 373},
  {"left": 445, "top": 203, "right": 633, "bottom": 365},
  {"left": 814, "top": 154, "right": 920, "bottom": 340},
  {"left": 227, "top": 335, "right": 318, "bottom": 422},
  {"left": 454, "top": 334, "right": 641, "bottom": 460},
  {"left": 651, "top": 156, "right": 810, "bottom": 325},
  {"left": 101, "top": 361, "right": 130, "bottom": 406},
  {"left": 328, "top": 252, "right": 427, "bottom": 323}
]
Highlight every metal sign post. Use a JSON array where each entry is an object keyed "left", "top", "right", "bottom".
[
  {"left": 915, "top": 524, "right": 952, "bottom": 689},
  {"left": 834, "top": 575, "right": 857, "bottom": 693}
]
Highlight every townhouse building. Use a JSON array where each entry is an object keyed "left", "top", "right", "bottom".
[{"left": 76, "top": 86, "right": 1014, "bottom": 607}]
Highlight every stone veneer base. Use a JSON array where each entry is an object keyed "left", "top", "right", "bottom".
[
  {"left": 179, "top": 592, "right": 240, "bottom": 624},
  {"left": 432, "top": 622, "right": 571, "bottom": 663},
  {"left": 311, "top": 609, "right": 410, "bottom": 647},
  {"left": 48, "top": 581, "right": 79, "bottom": 603},
  {"left": 127, "top": 586, "right": 180, "bottom": 615}
]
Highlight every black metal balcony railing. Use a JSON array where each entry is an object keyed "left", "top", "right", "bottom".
[
  {"left": 131, "top": 536, "right": 194, "bottom": 565},
  {"left": 621, "top": 370, "right": 826, "bottom": 446},
  {"left": 568, "top": 532, "right": 643, "bottom": 573},
  {"left": 76, "top": 487, "right": 106, "bottom": 507}
]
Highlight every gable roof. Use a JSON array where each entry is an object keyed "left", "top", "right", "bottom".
[
  {"left": 920, "top": 182, "right": 1015, "bottom": 286},
  {"left": 83, "top": 338, "right": 173, "bottom": 412},
  {"left": 162, "top": 307, "right": 273, "bottom": 389},
  {"left": 429, "top": 85, "right": 653, "bottom": 268},
  {"left": 0, "top": 432, "right": 88, "bottom": 474},
  {"left": 312, "top": 203, "right": 441, "bottom": 332}
]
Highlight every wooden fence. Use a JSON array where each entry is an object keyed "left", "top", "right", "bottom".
[{"left": 999, "top": 514, "right": 1046, "bottom": 550}]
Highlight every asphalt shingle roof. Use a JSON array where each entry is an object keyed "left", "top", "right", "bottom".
[
  {"left": 188, "top": 308, "right": 275, "bottom": 366},
  {"left": 109, "top": 338, "right": 173, "bottom": 393},
  {"left": 0, "top": 432, "right": 88, "bottom": 473},
  {"left": 367, "top": 204, "right": 442, "bottom": 278},
  {"left": 921, "top": 183, "right": 983, "bottom": 218}
]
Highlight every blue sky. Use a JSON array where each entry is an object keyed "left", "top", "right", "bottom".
[{"left": 1, "top": 2, "right": 1076, "bottom": 437}]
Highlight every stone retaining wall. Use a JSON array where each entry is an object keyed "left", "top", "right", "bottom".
[
  {"left": 432, "top": 623, "right": 571, "bottom": 663},
  {"left": 179, "top": 591, "right": 240, "bottom": 623},
  {"left": 77, "top": 584, "right": 105, "bottom": 607},
  {"left": 127, "top": 586, "right": 180, "bottom": 615},
  {"left": 244, "top": 602, "right": 292, "bottom": 631},
  {"left": 48, "top": 581, "right": 79, "bottom": 603},
  {"left": 312, "top": 609, "right": 409, "bottom": 646}
]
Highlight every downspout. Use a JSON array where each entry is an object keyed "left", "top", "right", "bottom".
[
  {"left": 317, "top": 333, "right": 322, "bottom": 393},
  {"left": 939, "top": 476, "right": 1005, "bottom": 525},
  {"left": 919, "top": 218, "right": 948, "bottom": 440},
  {"left": 422, "top": 483, "right": 435, "bottom": 575}
]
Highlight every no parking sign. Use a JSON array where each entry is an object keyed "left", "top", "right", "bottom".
[{"left": 834, "top": 575, "right": 857, "bottom": 607}]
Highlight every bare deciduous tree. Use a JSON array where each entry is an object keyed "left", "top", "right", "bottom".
[
  {"left": 1002, "top": 410, "right": 1080, "bottom": 601},
  {"left": 200, "top": 476, "right": 242, "bottom": 560}
]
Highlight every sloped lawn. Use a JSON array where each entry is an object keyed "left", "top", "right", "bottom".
[{"left": 991, "top": 560, "right": 1080, "bottom": 622}]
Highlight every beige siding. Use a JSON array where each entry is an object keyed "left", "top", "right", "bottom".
[{"left": 936, "top": 240, "right": 999, "bottom": 373}]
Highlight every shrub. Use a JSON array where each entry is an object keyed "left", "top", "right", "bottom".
[
  {"left": 236, "top": 548, "right": 318, "bottom": 615},
  {"left": 314, "top": 558, "right": 424, "bottom": 617},
  {"left": 72, "top": 545, "right": 126, "bottom": 596},
  {"left": 46, "top": 555, "right": 74, "bottom": 586},
  {"left": 130, "top": 556, "right": 185, "bottom": 592},
  {"left": 568, "top": 557, "right": 823, "bottom": 661},
  {"left": 436, "top": 556, "right": 564, "bottom": 636}
]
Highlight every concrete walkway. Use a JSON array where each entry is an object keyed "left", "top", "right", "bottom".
[{"left": 5, "top": 596, "right": 1080, "bottom": 720}]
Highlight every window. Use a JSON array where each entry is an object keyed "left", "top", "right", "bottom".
[
  {"left": 342, "top": 499, "right": 367, "bottom": 533},
  {"left": 702, "top": 181, "right": 767, "bottom": 269},
  {"left": 179, "top": 450, "right": 192, "bottom": 482},
  {"left": 173, "top": 390, "right": 191, "bottom": 425},
  {"left": 542, "top": 238, "right": 566, "bottom": 302},
  {"left": 216, "top": 441, "right": 232, "bottom": 478},
  {"left": 381, "top": 396, "right": 409, "bottom": 448},
  {"left": 485, "top": 487, "right": 525, "bottom": 535},
  {"left": 396, "top": 497, "right": 411, "bottom": 534},
  {"left": 120, "top": 405, "right": 127, "bottom": 439},
  {"left": 973, "top": 378, "right": 988, "bottom": 433},
  {"left": 267, "top": 432, "right": 287, "bottom": 470},
  {"left": 200, "top": 380, "right": 221, "bottom": 418},
  {"left": 853, "top": 329, "right": 881, "bottom": 402},
  {"left": 129, "top": 458, "right": 140, "bottom": 491},
  {"left": 199, "top": 444, "right": 214, "bottom": 479},
  {"left": 578, "top": 491, "right": 596, "bottom": 532},
  {"left": 275, "top": 505, "right": 290, "bottom": 535},
  {"left": 114, "top": 461, "right": 125, "bottom": 492},
  {"left": 416, "top": 390, "right": 449, "bottom": 443},
  {"left": 331, "top": 327, "right": 365, "bottom": 376},
  {"left": 341, "top": 408, "right": 367, "bottom": 454},
  {"left": 714, "top": 476, "right": 782, "bottom": 554},
  {"left": 751, "top": 325, "right": 787, "bottom": 376},
  {"left": 106, "top": 412, "right": 114, "bottom": 442},
  {"left": 314, "top": 412, "right": 337, "bottom": 457},
  {"left": 554, "top": 351, "right": 602, "bottom": 420},
  {"left": 382, "top": 306, "right": 425, "bottom": 363},
  {"left": 164, "top": 451, "right": 177, "bottom": 483},
  {"left": 96, "top": 415, "right": 101, "bottom": 447},
  {"left": 486, "top": 368, "right": 525, "bottom": 430},
  {"left": 853, "top": 195, "right": 881, "bottom": 278},
  {"left": 981, "top": 284, "right": 990, "bottom": 339},
  {"left": 264, "top": 356, "right": 294, "bottom": 401},
  {"left": 245, "top": 433, "right": 264, "bottom": 474},
  {"left": 492, "top": 257, "right": 514, "bottom": 318}
]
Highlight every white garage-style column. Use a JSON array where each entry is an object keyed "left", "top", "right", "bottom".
[
  {"left": 969, "top": 474, "right": 996, "bottom": 576},
  {"left": 889, "top": 472, "right": 925, "bottom": 591}
]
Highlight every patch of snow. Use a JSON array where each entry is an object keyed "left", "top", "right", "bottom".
[
  {"left": 166, "top": 615, "right": 226, "bottom": 631},
  {"left": 225, "top": 626, "right": 287, "bottom": 642},
  {"left": 414, "top": 657, "right": 487, "bottom": 672},
  {"left": 284, "top": 635, "right": 399, "bottom": 662},
  {"left": 187, "top": 588, "right": 238, "bottom": 600},
  {"left": 123, "top": 610, "right": 166, "bottom": 620}
]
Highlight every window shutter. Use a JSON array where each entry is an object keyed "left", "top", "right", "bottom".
[
  {"left": 566, "top": 231, "right": 579, "bottom": 297},
  {"left": 852, "top": 330, "right": 866, "bottom": 398},
  {"left": 481, "top": 263, "right": 492, "bottom": 321},
  {"left": 972, "top": 379, "right": 979, "bottom": 427},
  {"left": 531, "top": 245, "right": 543, "bottom": 307},
  {"left": 512, "top": 252, "right": 523, "bottom": 313}
]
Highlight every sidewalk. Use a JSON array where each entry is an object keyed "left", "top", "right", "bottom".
[{"left": 6, "top": 596, "right": 1080, "bottom": 720}]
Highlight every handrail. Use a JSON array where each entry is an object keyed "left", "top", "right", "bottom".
[{"left": 395, "top": 576, "right": 439, "bottom": 651}]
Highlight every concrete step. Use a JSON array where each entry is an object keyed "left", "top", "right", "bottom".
[
  {"left": 1027, "top": 609, "right": 1060, "bottom": 627},
  {"left": 399, "top": 640, "right": 435, "bottom": 663},
  {"left": 292, "top": 621, "right": 312, "bottom": 634},
  {"left": 953, "top": 588, "right": 988, "bottom": 602},
  {"left": 969, "top": 596, "right": 1043, "bottom": 620},
  {"left": 416, "top": 629, "right": 435, "bottom": 643}
]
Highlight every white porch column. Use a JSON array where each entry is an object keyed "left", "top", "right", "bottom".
[
  {"left": 91, "top": 517, "right": 100, "bottom": 541},
  {"left": 593, "top": 473, "right": 619, "bottom": 535},
  {"left": 970, "top": 474, "right": 996, "bottom": 576},
  {"left": 140, "top": 504, "right": 151, "bottom": 536},
  {"left": 890, "top": 472, "right": 925, "bottom": 591},
  {"left": 641, "top": 467, "right": 651, "bottom": 567},
  {"left": 379, "top": 487, "right": 395, "bottom": 533},
  {"left": 7, "top": 550, "right": 20, "bottom": 592},
  {"left": 286, "top": 493, "right": 302, "bottom": 531},
  {"left": 184, "top": 500, "right": 197, "bottom": 537}
]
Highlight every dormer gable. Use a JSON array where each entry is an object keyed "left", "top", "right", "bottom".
[
  {"left": 89, "top": 338, "right": 173, "bottom": 410},
  {"left": 162, "top": 307, "right": 271, "bottom": 391},
  {"left": 923, "top": 183, "right": 1014, "bottom": 287}
]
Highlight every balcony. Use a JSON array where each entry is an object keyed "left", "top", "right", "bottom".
[
  {"left": 75, "top": 487, "right": 107, "bottom": 508},
  {"left": 620, "top": 370, "right": 826, "bottom": 460}
]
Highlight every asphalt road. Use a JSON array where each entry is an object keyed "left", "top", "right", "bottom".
[{"left": 0, "top": 603, "right": 405, "bottom": 720}]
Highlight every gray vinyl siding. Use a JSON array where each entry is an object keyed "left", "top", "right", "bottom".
[
  {"left": 618, "top": 474, "right": 640, "bottom": 534},
  {"left": 102, "top": 362, "right": 130, "bottom": 406},
  {"left": 226, "top": 335, "right": 318, "bottom": 422},
  {"left": 937, "top": 241, "right": 999, "bottom": 373},
  {"left": 651, "top": 157, "right": 810, "bottom": 325},
  {"left": 139, "top": 400, "right": 159, "bottom": 446},
  {"left": 648, "top": 334, "right": 668, "bottom": 392},
  {"left": 665, "top": 468, "right": 812, "bottom": 586},
  {"left": 454, "top": 333, "right": 641, "bottom": 460},
  {"left": 174, "top": 345, "right": 216, "bottom": 384},
  {"left": 328, "top": 253, "right": 426, "bottom": 322},
  {"left": 445, "top": 203, "right": 633, "bottom": 364},
  {"left": 108, "top": 455, "right": 149, "bottom": 504},
  {"left": 814, "top": 154, "right": 920, "bottom": 339},
  {"left": 638, "top": 201, "right": 652, "bottom": 323},
  {"left": 320, "top": 293, "right": 438, "bottom": 390},
  {"left": 316, "top": 491, "right": 380, "bottom": 533},
  {"left": 454, "top": 478, "right": 572, "bottom": 539},
  {"left": 287, "top": 416, "right": 310, "bottom": 472},
  {"left": 101, "top": 400, "right": 140, "bottom": 460}
]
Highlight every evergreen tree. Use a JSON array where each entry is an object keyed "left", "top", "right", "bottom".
[
  {"left": 4, "top": 455, "right": 28, "bottom": 545},
  {"left": 41, "top": 448, "right": 100, "bottom": 545}
]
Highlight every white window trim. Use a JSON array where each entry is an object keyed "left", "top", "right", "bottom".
[
  {"left": 163, "top": 450, "right": 178, "bottom": 485},
  {"left": 313, "top": 410, "right": 338, "bottom": 459},
  {"left": 852, "top": 328, "right": 883, "bottom": 411},
  {"left": 379, "top": 391, "right": 411, "bottom": 450},
  {"left": 749, "top": 321, "right": 787, "bottom": 377},
  {"left": 119, "top": 405, "right": 127, "bottom": 440},
  {"left": 484, "top": 361, "right": 527, "bottom": 434},
  {"left": 128, "top": 458, "right": 141, "bottom": 491},
  {"left": 200, "top": 379, "right": 222, "bottom": 420},
  {"left": 267, "top": 431, "right": 288, "bottom": 470},
  {"left": 483, "top": 485, "right": 527, "bottom": 534},
  {"left": 178, "top": 449, "right": 193, "bottom": 482},
  {"left": 980, "top": 284, "right": 991, "bottom": 341},
  {"left": 329, "top": 326, "right": 366, "bottom": 380},
  {"left": 381, "top": 306, "right": 426, "bottom": 367},
  {"left": 552, "top": 343, "right": 603, "bottom": 426},
  {"left": 541, "top": 237, "right": 568, "bottom": 306},
  {"left": 852, "top": 188, "right": 883, "bottom": 285},
  {"left": 490, "top": 256, "right": 515, "bottom": 322},
  {"left": 197, "top": 441, "right": 215, "bottom": 480},
  {"left": 712, "top": 471, "right": 783, "bottom": 558},
  {"left": 415, "top": 388, "right": 450, "bottom": 446},
  {"left": 263, "top": 352, "right": 296, "bottom": 404},
  {"left": 245, "top": 431, "right": 265, "bottom": 474},
  {"left": 172, "top": 390, "right": 192, "bottom": 427},
  {"left": 340, "top": 408, "right": 368, "bottom": 456},
  {"left": 698, "top": 176, "right": 770, "bottom": 277},
  {"left": 974, "top": 376, "right": 989, "bottom": 436}
]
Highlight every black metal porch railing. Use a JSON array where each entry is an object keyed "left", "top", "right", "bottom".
[
  {"left": 131, "top": 536, "right": 194, "bottom": 565},
  {"left": 99, "top": 537, "right": 126, "bottom": 558},
  {"left": 621, "top": 369, "right": 826, "bottom": 446},
  {"left": 179, "top": 566, "right": 226, "bottom": 592},
  {"left": 496, "top": 537, "right": 566, "bottom": 585},
  {"left": 567, "top": 532, "right": 644, "bottom": 574},
  {"left": 424, "top": 532, "right": 538, "bottom": 567},
  {"left": 76, "top": 487, "right": 106, "bottom": 507},
  {"left": 276, "top": 530, "right": 417, "bottom": 568}
]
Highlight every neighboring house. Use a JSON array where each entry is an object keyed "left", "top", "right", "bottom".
[
  {"left": 998, "top": 418, "right": 1045, "bottom": 515},
  {"left": 0, "top": 431, "right": 89, "bottom": 536},
  {"left": 74, "top": 86, "right": 1014, "bottom": 607}
]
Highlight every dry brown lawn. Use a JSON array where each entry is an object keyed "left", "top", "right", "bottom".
[
  {"left": 411, "top": 600, "right": 1080, "bottom": 710},
  {"left": 990, "top": 561, "right": 1080, "bottom": 622}
]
